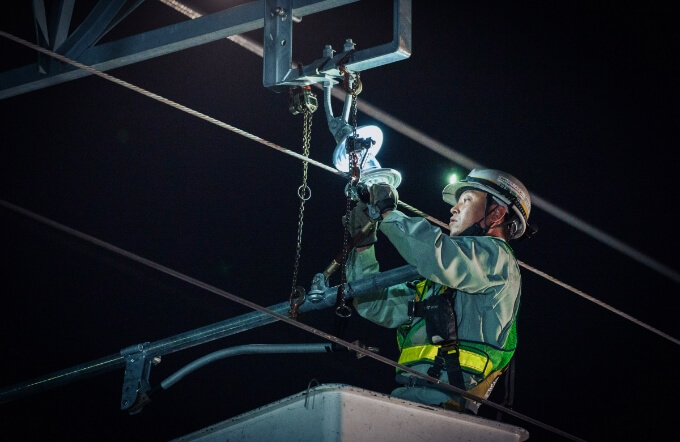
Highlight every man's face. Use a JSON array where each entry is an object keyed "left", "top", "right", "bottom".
[{"left": 448, "top": 189, "right": 488, "bottom": 236}]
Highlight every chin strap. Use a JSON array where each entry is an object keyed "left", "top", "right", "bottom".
[
  {"left": 459, "top": 194, "right": 496, "bottom": 237},
  {"left": 459, "top": 222, "right": 488, "bottom": 237}
]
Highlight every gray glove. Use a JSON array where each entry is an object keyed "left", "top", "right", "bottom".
[
  {"left": 344, "top": 201, "right": 377, "bottom": 247},
  {"left": 367, "top": 183, "right": 399, "bottom": 220}
]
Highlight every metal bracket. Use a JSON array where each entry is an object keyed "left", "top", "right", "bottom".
[
  {"left": 263, "top": 0, "right": 411, "bottom": 91},
  {"left": 307, "top": 272, "right": 329, "bottom": 303},
  {"left": 120, "top": 342, "right": 159, "bottom": 414}
]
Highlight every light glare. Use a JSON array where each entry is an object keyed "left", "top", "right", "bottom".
[{"left": 333, "top": 125, "right": 384, "bottom": 172}]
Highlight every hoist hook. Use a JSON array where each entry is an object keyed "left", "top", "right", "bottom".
[
  {"left": 339, "top": 66, "right": 362, "bottom": 95},
  {"left": 288, "top": 86, "right": 318, "bottom": 115},
  {"left": 289, "top": 286, "right": 306, "bottom": 320}
]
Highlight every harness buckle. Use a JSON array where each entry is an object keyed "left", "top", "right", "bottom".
[
  {"left": 427, "top": 354, "right": 446, "bottom": 379},
  {"left": 407, "top": 300, "right": 425, "bottom": 322},
  {"left": 441, "top": 342, "right": 459, "bottom": 354}
]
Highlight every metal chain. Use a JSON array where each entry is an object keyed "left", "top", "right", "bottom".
[
  {"left": 289, "top": 105, "right": 313, "bottom": 320},
  {"left": 336, "top": 71, "right": 361, "bottom": 318}
]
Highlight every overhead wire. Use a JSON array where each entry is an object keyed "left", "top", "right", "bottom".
[
  {"left": 78, "top": 0, "right": 680, "bottom": 288},
  {"left": 0, "top": 198, "right": 587, "bottom": 442},
  {"left": 0, "top": 11, "right": 676, "bottom": 439},
  {"left": 0, "top": 31, "right": 676, "bottom": 441},
  {"left": 0, "top": 25, "right": 581, "bottom": 442},
  {"left": 1, "top": 0, "right": 679, "bottom": 428},
  {"left": 156, "top": 2, "right": 680, "bottom": 343},
  {"left": 159, "top": 0, "right": 680, "bottom": 287},
  {"left": 0, "top": 20, "right": 678, "bottom": 347},
  {"left": 337, "top": 54, "right": 680, "bottom": 286},
  {"left": 0, "top": 5, "right": 673, "bottom": 441},
  {"left": 0, "top": 30, "right": 340, "bottom": 177},
  {"left": 0, "top": 28, "right": 674, "bottom": 441}
]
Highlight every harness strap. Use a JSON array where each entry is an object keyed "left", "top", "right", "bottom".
[{"left": 427, "top": 345, "right": 466, "bottom": 391}]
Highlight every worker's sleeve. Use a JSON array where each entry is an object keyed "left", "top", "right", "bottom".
[
  {"left": 346, "top": 246, "right": 413, "bottom": 329},
  {"left": 379, "top": 211, "right": 507, "bottom": 293}
]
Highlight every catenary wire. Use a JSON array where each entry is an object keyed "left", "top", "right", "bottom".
[
  {"left": 0, "top": 11, "right": 679, "bottom": 438},
  {"left": 0, "top": 27, "right": 677, "bottom": 346},
  {"left": 0, "top": 15, "right": 673, "bottom": 438},
  {"left": 0, "top": 22, "right": 677, "bottom": 441},
  {"left": 157, "top": 1, "right": 680, "bottom": 345},
  {"left": 161, "top": 0, "right": 679, "bottom": 286},
  {"left": 0, "top": 5, "right": 673, "bottom": 439},
  {"left": 0, "top": 31, "right": 340, "bottom": 177},
  {"left": 0, "top": 198, "right": 586, "bottom": 442}
]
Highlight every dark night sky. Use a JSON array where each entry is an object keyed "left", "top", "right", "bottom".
[{"left": 1, "top": 1, "right": 678, "bottom": 441}]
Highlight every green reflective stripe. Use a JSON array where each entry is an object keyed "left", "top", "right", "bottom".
[{"left": 398, "top": 344, "right": 493, "bottom": 377}]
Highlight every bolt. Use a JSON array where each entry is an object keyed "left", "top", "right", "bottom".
[{"left": 271, "top": 7, "right": 286, "bottom": 19}]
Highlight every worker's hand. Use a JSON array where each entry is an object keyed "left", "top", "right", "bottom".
[
  {"left": 367, "top": 183, "right": 399, "bottom": 220},
  {"left": 343, "top": 201, "right": 377, "bottom": 247}
]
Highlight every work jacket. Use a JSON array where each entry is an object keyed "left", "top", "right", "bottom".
[{"left": 348, "top": 210, "right": 521, "bottom": 391}]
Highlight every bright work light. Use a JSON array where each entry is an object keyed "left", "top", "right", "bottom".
[
  {"left": 331, "top": 124, "right": 401, "bottom": 190},
  {"left": 332, "top": 125, "right": 384, "bottom": 172}
]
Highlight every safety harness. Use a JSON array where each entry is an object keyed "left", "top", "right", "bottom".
[
  {"left": 395, "top": 278, "right": 519, "bottom": 413},
  {"left": 397, "top": 281, "right": 460, "bottom": 389},
  {"left": 396, "top": 280, "right": 502, "bottom": 392}
]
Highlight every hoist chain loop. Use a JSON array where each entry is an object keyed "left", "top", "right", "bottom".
[
  {"left": 289, "top": 104, "right": 314, "bottom": 320},
  {"left": 297, "top": 184, "right": 311, "bottom": 201},
  {"left": 336, "top": 303, "right": 352, "bottom": 318},
  {"left": 336, "top": 71, "right": 361, "bottom": 318}
]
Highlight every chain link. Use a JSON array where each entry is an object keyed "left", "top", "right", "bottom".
[
  {"left": 289, "top": 102, "right": 314, "bottom": 320},
  {"left": 336, "top": 71, "right": 361, "bottom": 318}
]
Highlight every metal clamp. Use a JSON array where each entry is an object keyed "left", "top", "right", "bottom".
[
  {"left": 263, "top": 0, "right": 412, "bottom": 90},
  {"left": 307, "top": 272, "right": 328, "bottom": 303},
  {"left": 120, "top": 342, "right": 160, "bottom": 414}
]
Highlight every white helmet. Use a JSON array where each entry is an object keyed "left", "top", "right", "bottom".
[{"left": 442, "top": 168, "right": 532, "bottom": 240}]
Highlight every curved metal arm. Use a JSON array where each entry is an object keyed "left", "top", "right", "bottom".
[
  {"left": 323, "top": 81, "right": 354, "bottom": 143},
  {"left": 160, "top": 343, "right": 335, "bottom": 389}
]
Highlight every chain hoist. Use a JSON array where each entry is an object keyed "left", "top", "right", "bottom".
[
  {"left": 336, "top": 68, "right": 362, "bottom": 318},
  {"left": 288, "top": 86, "right": 317, "bottom": 320}
]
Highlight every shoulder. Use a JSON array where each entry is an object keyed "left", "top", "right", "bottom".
[{"left": 448, "top": 236, "right": 517, "bottom": 266}]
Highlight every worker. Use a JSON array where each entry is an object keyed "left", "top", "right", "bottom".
[{"left": 345, "top": 168, "right": 535, "bottom": 414}]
